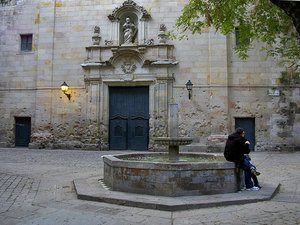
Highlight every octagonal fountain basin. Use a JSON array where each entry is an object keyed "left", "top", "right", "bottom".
[{"left": 103, "top": 152, "right": 243, "bottom": 197}]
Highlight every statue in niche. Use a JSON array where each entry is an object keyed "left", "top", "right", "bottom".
[{"left": 122, "top": 17, "right": 137, "bottom": 45}]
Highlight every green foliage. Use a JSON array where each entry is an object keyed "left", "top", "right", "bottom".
[
  {"left": 280, "top": 71, "right": 300, "bottom": 85},
  {"left": 173, "top": 0, "right": 300, "bottom": 70},
  {"left": 1, "top": 0, "right": 11, "bottom": 5}
]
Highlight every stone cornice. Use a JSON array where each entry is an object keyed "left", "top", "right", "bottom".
[
  {"left": 81, "top": 44, "right": 178, "bottom": 69},
  {"left": 81, "top": 62, "right": 111, "bottom": 68}
]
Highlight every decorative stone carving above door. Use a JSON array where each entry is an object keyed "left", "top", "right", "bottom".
[{"left": 121, "top": 58, "right": 137, "bottom": 74}]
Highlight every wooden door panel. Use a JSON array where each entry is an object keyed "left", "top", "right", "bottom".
[
  {"left": 109, "top": 119, "right": 127, "bottom": 150},
  {"left": 128, "top": 119, "right": 148, "bottom": 150}
]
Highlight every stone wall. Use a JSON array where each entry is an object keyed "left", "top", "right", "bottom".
[{"left": 0, "top": 0, "right": 299, "bottom": 151}]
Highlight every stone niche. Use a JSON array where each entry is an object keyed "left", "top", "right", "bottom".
[{"left": 81, "top": 0, "right": 179, "bottom": 150}]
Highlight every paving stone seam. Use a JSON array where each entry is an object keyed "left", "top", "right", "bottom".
[{"left": 0, "top": 173, "right": 41, "bottom": 213}]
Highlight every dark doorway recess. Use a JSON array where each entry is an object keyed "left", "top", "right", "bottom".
[
  {"left": 235, "top": 118, "right": 255, "bottom": 151},
  {"left": 109, "top": 86, "right": 149, "bottom": 150},
  {"left": 15, "top": 117, "right": 31, "bottom": 147}
]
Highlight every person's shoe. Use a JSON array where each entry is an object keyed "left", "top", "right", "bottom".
[
  {"left": 246, "top": 186, "right": 260, "bottom": 191},
  {"left": 240, "top": 186, "right": 246, "bottom": 191},
  {"left": 253, "top": 181, "right": 262, "bottom": 189},
  {"left": 250, "top": 167, "right": 261, "bottom": 176}
]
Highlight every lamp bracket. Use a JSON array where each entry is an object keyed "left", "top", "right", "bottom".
[{"left": 64, "top": 92, "right": 71, "bottom": 100}]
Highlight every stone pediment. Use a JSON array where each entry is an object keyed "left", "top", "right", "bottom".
[{"left": 108, "top": 0, "right": 151, "bottom": 21}]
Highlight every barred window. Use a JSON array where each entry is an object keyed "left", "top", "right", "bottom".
[{"left": 20, "top": 34, "right": 32, "bottom": 52}]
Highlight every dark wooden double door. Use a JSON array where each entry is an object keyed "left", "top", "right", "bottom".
[{"left": 109, "top": 87, "right": 149, "bottom": 150}]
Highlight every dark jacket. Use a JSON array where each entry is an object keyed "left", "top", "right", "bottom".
[{"left": 224, "top": 133, "right": 250, "bottom": 164}]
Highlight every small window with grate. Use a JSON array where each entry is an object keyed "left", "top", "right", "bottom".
[{"left": 20, "top": 34, "right": 33, "bottom": 52}]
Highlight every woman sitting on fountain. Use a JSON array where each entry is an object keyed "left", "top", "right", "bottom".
[{"left": 224, "top": 128, "right": 261, "bottom": 191}]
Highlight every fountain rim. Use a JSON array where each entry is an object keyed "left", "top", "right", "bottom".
[
  {"left": 153, "top": 137, "right": 193, "bottom": 141},
  {"left": 102, "top": 152, "right": 235, "bottom": 170},
  {"left": 153, "top": 137, "right": 193, "bottom": 146}
]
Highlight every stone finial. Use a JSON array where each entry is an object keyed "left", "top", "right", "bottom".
[
  {"left": 160, "top": 24, "right": 167, "bottom": 32},
  {"left": 158, "top": 24, "right": 167, "bottom": 44},
  {"left": 94, "top": 26, "right": 100, "bottom": 34},
  {"left": 92, "top": 26, "right": 101, "bottom": 45}
]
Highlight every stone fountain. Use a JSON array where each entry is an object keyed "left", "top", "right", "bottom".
[{"left": 103, "top": 104, "right": 243, "bottom": 197}]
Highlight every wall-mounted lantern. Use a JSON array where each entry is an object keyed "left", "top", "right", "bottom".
[
  {"left": 185, "top": 80, "right": 193, "bottom": 100},
  {"left": 60, "top": 81, "right": 71, "bottom": 100}
]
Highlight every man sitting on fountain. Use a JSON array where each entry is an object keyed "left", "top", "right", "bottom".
[{"left": 224, "top": 128, "right": 261, "bottom": 191}]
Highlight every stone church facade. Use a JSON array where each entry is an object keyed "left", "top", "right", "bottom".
[{"left": 0, "top": 0, "right": 299, "bottom": 151}]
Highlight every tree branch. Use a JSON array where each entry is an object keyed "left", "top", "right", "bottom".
[{"left": 269, "top": 0, "right": 300, "bottom": 35}]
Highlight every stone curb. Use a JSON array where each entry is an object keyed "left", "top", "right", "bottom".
[{"left": 73, "top": 177, "right": 281, "bottom": 211}]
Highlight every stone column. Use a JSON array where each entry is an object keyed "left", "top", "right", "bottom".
[
  {"left": 99, "top": 81, "right": 109, "bottom": 150},
  {"left": 138, "top": 19, "right": 145, "bottom": 44},
  {"left": 168, "top": 104, "right": 178, "bottom": 137},
  {"left": 86, "top": 81, "right": 100, "bottom": 122},
  {"left": 111, "top": 20, "right": 119, "bottom": 45},
  {"left": 154, "top": 81, "right": 168, "bottom": 137},
  {"left": 168, "top": 103, "right": 179, "bottom": 161}
]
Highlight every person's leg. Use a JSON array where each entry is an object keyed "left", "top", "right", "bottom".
[
  {"left": 241, "top": 163, "right": 254, "bottom": 188},
  {"left": 244, "top": 157, "right": 255, "bottom": 169},
  {"left": 244, "top": 157, "right": 261, "bottom": 176},
  {"left": 251, "top": 174, "right": 261, "bottom": 188}
]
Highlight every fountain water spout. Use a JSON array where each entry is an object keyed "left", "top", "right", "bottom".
[
  {"left": 154, "top": 103, "right": 192, "bottom": 162},
  {"left": 168, "top": 103, "right": 178, "bottom": 137}
]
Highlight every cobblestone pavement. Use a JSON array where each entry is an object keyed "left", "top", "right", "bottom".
[
  {"left": 0, "top": 148, "right": 299, "bottom": 225},
  {"left": 0, "top": 173, "right": 40, "bottom": 213}
]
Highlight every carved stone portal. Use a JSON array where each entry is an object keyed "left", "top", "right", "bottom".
[{"left": 81, "top": 1, "right": 178, "bottom": 150}]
